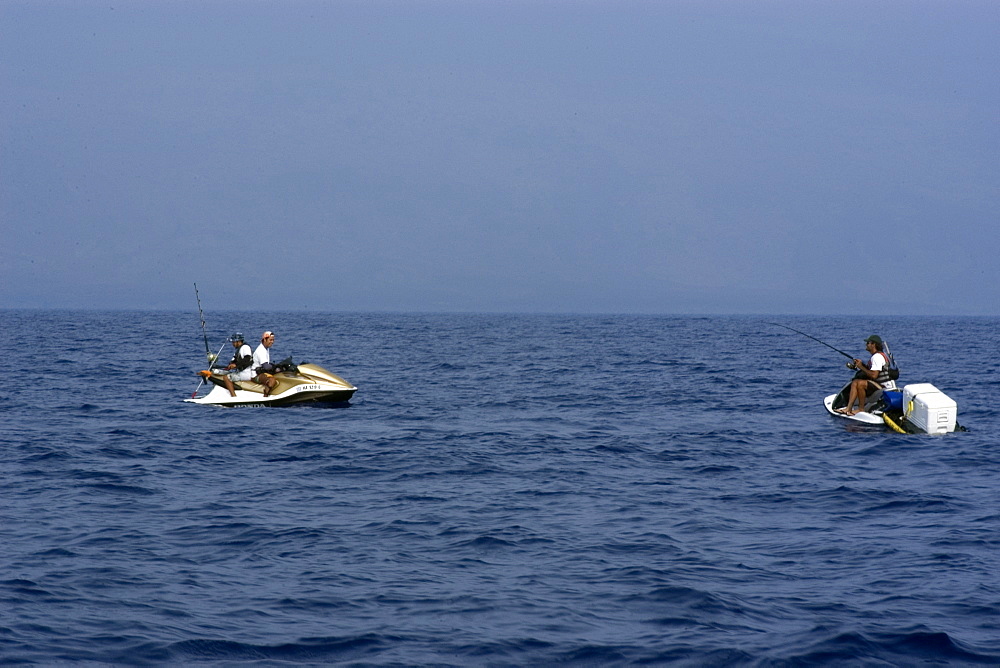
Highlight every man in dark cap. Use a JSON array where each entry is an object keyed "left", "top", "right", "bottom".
[
  {"left": 218, "top": 332, "right": 254, "bottom": 397},
  {"left": 837, "top": 334, "right": 895, "bottom": 415}
]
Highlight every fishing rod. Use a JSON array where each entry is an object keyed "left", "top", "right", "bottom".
[
  {"left": 190, "top": 341, "right": 228, "bottom": 398},
  {"left": 191, "top": 283, "right": 226, "bottom": 398},
  {"left": 768, "top": 323, "right": 855, "bottom": 361},
  {"left": 194, "top": 283, "right": 216, "bottom": 364}
]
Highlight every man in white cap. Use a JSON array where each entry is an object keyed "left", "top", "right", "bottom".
[{"left": 252, "top": 331, "right": 278, "bottom": 396}]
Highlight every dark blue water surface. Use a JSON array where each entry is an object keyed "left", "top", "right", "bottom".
[{"left": 1, "top": 310, "right": 998, "bottom": 666}]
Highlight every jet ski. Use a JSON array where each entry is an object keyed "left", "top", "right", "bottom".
[
  {"left": 185, "top": 357, "right": 357, "bottom": 406},
  {"left": 824, "top": 381, "right": 961, "bottom": 434},
  {"left": 767, "top": 324, "right": 963, "bottom": 434}
]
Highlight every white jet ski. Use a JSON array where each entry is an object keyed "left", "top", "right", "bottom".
[
  {"left": 186, "top": 358, "right": 357, "bottom": 407},
  {"left": 767, "top": 324, "right": 963, "bottom": 434},
  {"left": 825, "top": 381, "right": 961, "bottom": 434}
]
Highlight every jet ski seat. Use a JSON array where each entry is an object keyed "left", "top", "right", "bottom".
[{"left": 232, "top": 380, "right": 268, "bottom": 394}]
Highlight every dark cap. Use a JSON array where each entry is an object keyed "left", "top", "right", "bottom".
[
  {"left": 230, "top": 332, "right": 245, "bottom": 343},
  {"left": 865, "top": 335, "right": 883, "bottom": 344}
]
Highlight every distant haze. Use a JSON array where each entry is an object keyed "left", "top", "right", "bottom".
[{"left": 3, "top": 1, "right": 998, "bottom": 314}]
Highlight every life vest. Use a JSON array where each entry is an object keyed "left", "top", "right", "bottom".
[
  {"left": 873, "top": 352, "right": 893, "bottom": 385},
  {"left": 231, "top": 344, "right": 253, "bottom": 371}
]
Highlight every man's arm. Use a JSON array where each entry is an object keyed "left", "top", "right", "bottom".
[{"left": 852, "top": 358, "right": 879, "bottom": 380}]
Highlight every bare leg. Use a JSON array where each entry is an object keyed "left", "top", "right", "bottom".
[
  {"left": 254, "top": 375, "right": 278, "bottom": 397},
  {"left": 223, "top": 376, "right": 236, "bottom": 397},
  {"left": 839, "top": 382, "right": 860, "bottom": 414},
  {"left": 849, "top": 379, "right": 868, "bottom": 415}
]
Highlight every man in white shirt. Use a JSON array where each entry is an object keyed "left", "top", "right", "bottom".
[
  {"left": 252, "top": 331, "right": 278, "bottom": 396},
  {"left": 838, "top": 335, "right": 895, "bottom": 415}
]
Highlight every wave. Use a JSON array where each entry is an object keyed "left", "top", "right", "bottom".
[
  {"left": 772, "top": 628, "right": 1000, "bottom": 666},
  {"left": 4, "top": 312, "right": 999, "bottom": 665}
]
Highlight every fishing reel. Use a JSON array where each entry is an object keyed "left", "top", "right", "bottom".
[{"left": 846, "top": 361, "right": 857, "bottom": 370}]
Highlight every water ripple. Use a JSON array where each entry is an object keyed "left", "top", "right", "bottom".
[{"left": 1, "top": 311, "right": 997, "bottom": 665}]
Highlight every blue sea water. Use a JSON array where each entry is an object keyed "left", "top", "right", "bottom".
[{"left": 1, "top": 310, "right": 998, "bottom": 666}]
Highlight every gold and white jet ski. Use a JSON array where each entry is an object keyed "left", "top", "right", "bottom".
[{"left": 185, "top": 358, "right": 357, "bottom": 406}]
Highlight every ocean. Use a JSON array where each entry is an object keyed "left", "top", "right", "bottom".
[{"left": 1, "top": 310, "right": 998, "bottom": 666}]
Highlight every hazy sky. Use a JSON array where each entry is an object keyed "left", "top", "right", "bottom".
[{"left": 2, "top": 0, "right": 997, "bottom": 314}]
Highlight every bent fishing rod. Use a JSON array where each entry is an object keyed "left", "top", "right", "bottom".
[{"left": 768, "top": 323, "right": 855, "bottom": 361}]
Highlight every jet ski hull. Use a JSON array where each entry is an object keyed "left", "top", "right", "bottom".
[
  {"left": 185, "top": 362, "right": 356, "bottom": 407},
  {"left": 823, "top": 392, "right": 885, "bottom": 425},
  {"left": 186, "top": 383, "right": 355, "bottom": 406}
]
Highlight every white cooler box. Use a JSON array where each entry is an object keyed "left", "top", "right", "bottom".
[{"left": 903, "top": 383, "right": 957, "bottom": 434}]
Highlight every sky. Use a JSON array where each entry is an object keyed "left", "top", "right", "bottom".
[{"left": 2, "top": 0, "right": 998, "bottom": 314}]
